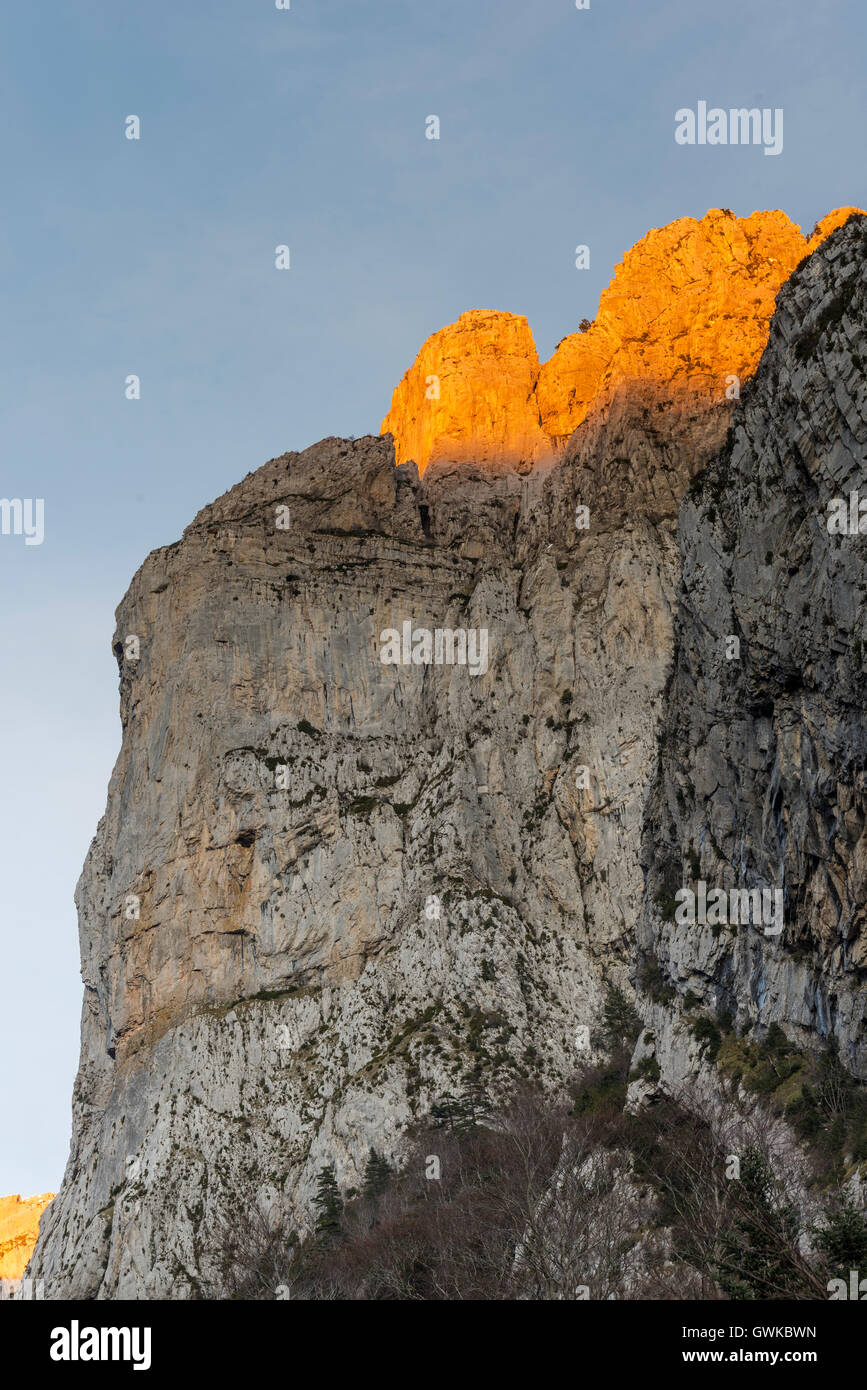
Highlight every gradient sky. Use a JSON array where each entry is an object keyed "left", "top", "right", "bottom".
[{"left": 1, "top": 0, "right": 865, "bottom": 1195}]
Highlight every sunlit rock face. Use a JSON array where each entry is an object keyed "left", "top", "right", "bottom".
[
  {"left": 382, "top": 310, "right": 553, "bottom": 473},
  {"left": 383, "top": 208, "right": 863, "bottom": 473},
  {"left": 0, "top": 1194, "right": 53, "bottom": 1282}
]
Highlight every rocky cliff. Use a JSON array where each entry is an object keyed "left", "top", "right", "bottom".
[
  {"left": 29, "top": 209, "right": 867, "bottom": 1298},
  {"left": 383, "top": 207, "right": 862, "bottom": 473},
  {"left": 637, "top": 212, "right": 867, "bottom": 1093}
]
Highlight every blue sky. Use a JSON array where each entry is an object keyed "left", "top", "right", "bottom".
[{"left": 1, "top": 0, "right": 865, "bottom": 1194}]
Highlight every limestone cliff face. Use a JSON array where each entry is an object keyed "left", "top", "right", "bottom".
[
  {"left": 637, "top": 214, "right": 867, "bottom": 1091},
  {"left": 383, "top": 208, "right": 863, "bottom": 473},
  {"left": 0, "top": 1194, "right": 53, "bottom": 1282},
  {"left": 30, "top": 429, "right": 683, "bottom": 1298},
  {"left": 29, "top": 211, "right": 867, "bottom": 1299}
]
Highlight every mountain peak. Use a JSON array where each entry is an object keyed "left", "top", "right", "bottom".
[
  {"left": 380, "top": 308, "right": 552, "bottom": 474},
  {"left": 382, "top": 207, "right": 864, "bottom": 474}
]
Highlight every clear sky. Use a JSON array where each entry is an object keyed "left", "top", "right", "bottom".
[{"left": 1, "top": 0, "right": 865, "bottom": 1195}]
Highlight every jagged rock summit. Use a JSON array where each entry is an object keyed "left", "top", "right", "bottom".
[
  {"left": 28, "top": 210, "right": 867, "bottom": 1298},
  {"left": 382, "top": 207, "right": 863, "bottom": 473},
  {"left": 381, "top": 309, "right": 553, "bottom": 473}
]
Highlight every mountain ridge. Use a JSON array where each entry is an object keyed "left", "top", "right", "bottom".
[
  {"left": 24, "top": 210, "right": 867, "bottom": 1299},
  {"left": 382, "top": 206, "right": 863, "bottom": 474}
]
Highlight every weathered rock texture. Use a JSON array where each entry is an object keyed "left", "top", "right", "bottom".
[
  {"left": 32, "top": 432, "right": 678, "bottom": 1298},
  {"left": 383, "top": 208, "right": 862, "bottom": 473},
  {"left": 381, "top": 310, "right": 553, "bottom": 473},
  {"left": 30, "top": 211, "right": 867, "bottom": 1299},
  {"left": 637, "top": 212, "right": 867, "bottom": 1092},
  {"left": 0, "top": 1194, "right": 53, "bottom": 1282}
]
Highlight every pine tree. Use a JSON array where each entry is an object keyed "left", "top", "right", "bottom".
[
  {"left": 815, "top": 1197, "right": 867, "bottom": 1282},
  {"left": 431, "top": 1084, "right": 489, "bottom": 1132},
  {"left": 715, "top": 1146, "right": 804, "bottom": 1299},
  {"left": 313, "top": 1164, "right": 343, "bottom": 1238},
  {"left": 459, "top": 1075, "right": 491, "bottom": 1129},
  {"left": 361, "top": 1148, "right": 392, "bottom": 1201},
  {"left": 601, "top": 983, "right": 641, "bottom": 1051},
  {"left": 430, "top": 1094, "right": 463, "bottom": 1130}
]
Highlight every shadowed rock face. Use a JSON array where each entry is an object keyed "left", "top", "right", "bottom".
[
  {"left": 29, "top": 213, "right": 867, "bottom": 1298},
  {"left": 382, "top": 207, "right": 863, "bottom": 473},
  {"left": 638, "top": 213, "right": 867, "bottom": 1091}
]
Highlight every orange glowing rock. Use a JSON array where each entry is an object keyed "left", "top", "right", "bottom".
[
  {"left": 0, "top": 1193, "right": 53, "bottom": 1282},
  {"left": 382, "top": 208, "right": 864, "bottom": 473},
  {"left": 382, "top": 309, "right": 553, "bottom": 473}
]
